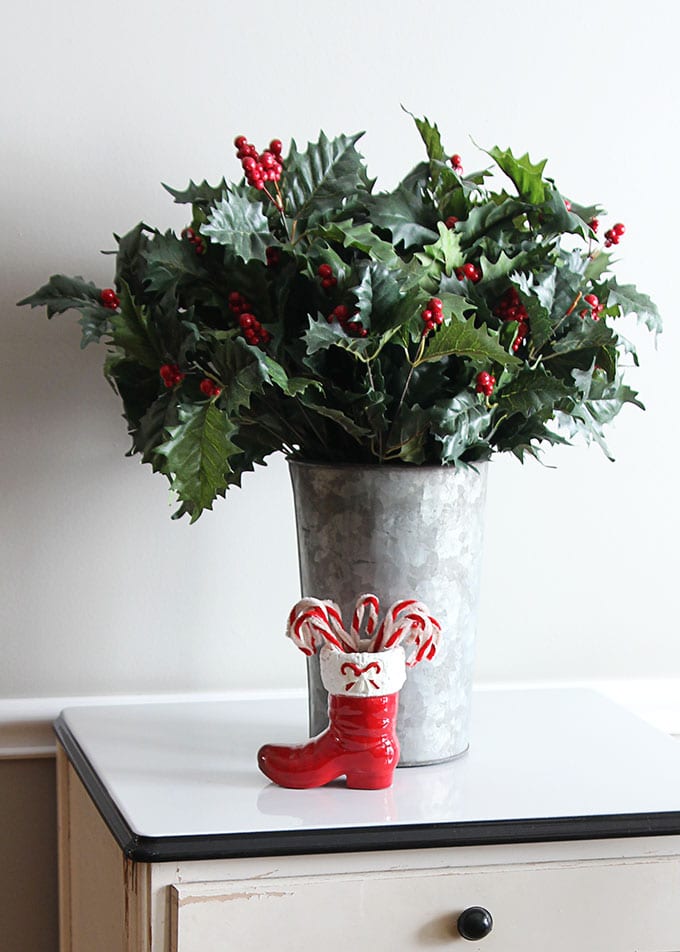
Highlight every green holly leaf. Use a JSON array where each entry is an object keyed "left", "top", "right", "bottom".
[
  {"left": 299, "top": 398, "right": 371, "bottom": 441},
  {"left": 142, "top": 230, "right": 206, "bottom": 297},
  {"left": 487, "top": 146, "right": 549, "bottom": 204},
  {"left": 163, "top": 179, "right": 229, "bottom": 207},
  {"left": 109, "top": 282, "right": 161, "bottom": 369},
  {"left": 408, "top": 111, "right": 447, "bottom": 164},
  {"left": 417, "top": 317, "right": 521, "bottom": 368},
  {"left": 455, "top": 196, "right": 529, "bottom": 245},
  {"left": 18, "top": 274, "right": 111, "bottom": 346},
  {"left": 415, "top": 223, "right": 465, "bottom": 279},
  {"left": 129, "top": 389, "right": 178, "bottom": 472},
  {"left": 584, "top": 251, "right": 614, "bottom": 282},
  {"left": 353, "top": 261, "right": 406, "bottom": 331},
  {"left": 429, "top": 392, "right": 493, "bottom": 463},
  {"left": 316, "top": 220, "right": 398, "bottom": 265},
  {"left": 201, "top": 186, "right": 274, "bottom": 263},
  {"left": 550, "top": 318, "right": 617, "bottom": 357},
  {"left": 495, "top": 368, "right": 573, "bottom": 417},
  {"left": 606, "top": 281, "right": 663, "bottom": 334},
  {"left": 285, "top": 132, "right": 367, "bottom": 222},
  {"left": 157, "top": 402, "right": 241, "bottom": 521},
  {"left": 364, "top": 182, "right": 439, "bottom": 249}
]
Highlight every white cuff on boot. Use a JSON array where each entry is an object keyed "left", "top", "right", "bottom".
[{"left": 320, "top": 646, "right": 406, "bottom": 697}]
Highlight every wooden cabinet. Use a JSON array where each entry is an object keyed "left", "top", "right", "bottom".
[{"left": 56, "top": 690, "right": 680, "bottom": 951}]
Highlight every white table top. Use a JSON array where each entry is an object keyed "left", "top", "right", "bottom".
[{"left": 58, "top": 688, "right": 680, "bottom": 860}]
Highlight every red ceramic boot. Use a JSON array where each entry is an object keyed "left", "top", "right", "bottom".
[{"left": 257, "top": 646, "right": 406, "bottom": 790}]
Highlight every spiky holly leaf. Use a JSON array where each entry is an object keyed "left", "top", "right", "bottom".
[
  {"left": 408, "top": 111, "right": 447, "bottom": 164},
  {"left": 455, "top": 196, "right": 529, "bottom": 244},
  {"left": 414, "top": 223, "right": 464, "bottom": 279},
  {"left": 299, "top": 397, "right": 371, "bottom": 441},
  {"left": 18, "top": 274, "right": 111, "bottom": 346},
  {"left": 487, "top": 146, "right": 548, "bottom": 204},
  {"left": 550, "top": 318, "right": 617, "bottom": 357},
  {"left": 417, "top": 317, "right": 521, "bottom": 368},
  {"left": 113, "top": 222, "right": 155, "bottom": 295},
  {"left": 163, "top": 179, "right": 229, "bottom": 208},
  {"left": 109, "top": 282, "right": 161, "bottom": 369},
  {"left": 316, "top": 220, "right": 398, "bottom": 265},
  {"left": 284, "top": 132, "right": 367, "bottom": 223},
  {"left": 303, "top": 313, "right": 399, "bottom": 362},
  {"left": 157, "top": 402, "right": 241, "bottom": 521},
  {"left": 385, "top": 405, "right": 430, "bottom": 463},
  {"left": 364, "top": 182, "right": 439, "bottom": 249},
  {"left": 584, "top": 251, "right": 614, "bottom": 283},
  {"left": 429, "top": 392, "right": 493, "bottom": 463},
  {"left": 353, "top": 261, "right": 406, "bottom": 331},
  {"left": 606, "top": 281, "right": 663, "bottom": 334},
  {"left": 142, "top": 230, "right": 207, "bottom": 297},
  {"left": 129, "top": 389, "right": 178, "bottom": 472},
  {"left": 495, "top": 368, "right": 573, "bottom": 417},
  {"left": 201, "top": 186, "right": 274, "bottom": 263}
]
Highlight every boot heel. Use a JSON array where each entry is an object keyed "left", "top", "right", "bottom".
[{"left": 345, "top": 768, "right": 395, "bottom": 790}]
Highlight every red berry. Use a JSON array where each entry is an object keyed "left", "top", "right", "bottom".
[
  {"left": 159, "top": 363, "right": 184, "bottom": 388},
  {"left": 100, "top": 288, "right": 120, "bottom": 309},
  {"left": 612, "top": 222, "right": 625, "bottom": 236},
  {"left": 430, "top": 297, "right": 443, "bottom": 312},
  {"left": 199, "top": 379, "right": 222, "bottom": 398},
  {"left": 269, "top": 138, "right": 283, "bottom": 155},
  {"left": 433, "top": 312, "right": 444, "bottom": 325},
  {"left": 333, "top": 305, "right": 349, "bottom": 320},
  {"left": 450, "top": 154, "right": 463, "bottom": 172},
  {"left": 181, "top": 227, "right": 196, "bottom": 240},
  {"left": 584, "top": 293, "right": 599, "bottom": 307},
  {"left": 234, "top": 135, "right": 248, "bottom": 150},
  {"left": 317, "top": 263, "right": 333, "bottom": 279},
  {"left": 590, "top": 218, "right": 599, "bottom": 232},
  {"left": 421, "top": 309, "right": 433, "bottom": 323},
  {"left": 445, "top": 216, "right": 459, "bottom": 229},
  {"left": 463, "top": 263, "right": 477, "bottom": 280},
  {"left": 321, "top": 276, "right": 337, "bottom": 289},
  {"left": 455, "top": 267, "right": 464, "bottom": 281}
]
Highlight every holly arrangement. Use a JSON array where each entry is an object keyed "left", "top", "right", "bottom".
[{"left": 19, "top": 113, "right": 661, "bottom": 521}]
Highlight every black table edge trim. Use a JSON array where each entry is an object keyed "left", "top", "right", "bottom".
[{"left": 54, "top": 715, "right": 680, "bottom": 864}]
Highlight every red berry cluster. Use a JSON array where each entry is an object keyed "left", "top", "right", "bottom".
[
  {"left": 327, "top": 304, "right": 367, "bottom": 337},
  {"left": 604, "top": 222, "right": 625, "bottom": 248},
  {"left": 160, "top": 363, "right": 184, "bottom": 388},
  {"left": 475, "top": 371, "right": 496, "bottom": 397},
  {"left": 445, "top": 215, "right": 459, "bottom": 229},
  {"left": 450, "top": 153, "right": 463, "bottom": 174},
  {"left": 317, "top": 263, "right": 337, "bottom": 290},
  {"left": 455, "top": 262, "right": 482, "bottom": 283},
  {"left": 420, "top": 297, "right": 444, "bottom": 337},
  {"left": 234, "top": 136, "right": 283, "bottom": 191},
  {"left": 589, "top": 217, "right": 599, "bottom": 233},
  {"left": 228, "top": 291, "right": 271, "bottom": 347},
  {"left": 181, "top": 227, "right": 206, "bottom": 255},
  {"left": 100, "top": 288, "right": 120, "bottom": 309},
  {"left": 493, "top": 287, "right": 529, "bottom": 353},
  {"left": 199, "top": 378, "right": 222, "bottom": 398},
  {"left": 580, "top": 293, "right": 604, "bottom": 320}
]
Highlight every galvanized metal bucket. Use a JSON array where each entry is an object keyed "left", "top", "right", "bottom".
[{"left": 289, "top": 461, "right": 488, "bottom": 766}]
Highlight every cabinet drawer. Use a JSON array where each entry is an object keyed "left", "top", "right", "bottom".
[{"left": 170, "top": 857, "right": 680, "bottom": 951}]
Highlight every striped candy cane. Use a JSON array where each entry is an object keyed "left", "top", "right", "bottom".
[
  {"left": 286, "top": 598, "right": 354, "bottom": 655},
  {"left": 371, "top": 599, "right": 442, "bottom": 667},
  {"left": 350, "top": 593, "right": 381, "bottom": 649}
]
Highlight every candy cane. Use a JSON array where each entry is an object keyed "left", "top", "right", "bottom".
[
  {"left": 372, "top": 599, "right": 442, "bottom": 667},
  {"left": 350, "top": 593, "right": 381, "bottom": 649},
  {"left": 286, "top": 598, "right": 354, "bottom": 655}
]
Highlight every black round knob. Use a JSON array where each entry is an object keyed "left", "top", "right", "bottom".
[{"left": 457, "top": 906, "right": 493, "bottom": 940}]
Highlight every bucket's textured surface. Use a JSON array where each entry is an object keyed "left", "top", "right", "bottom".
[{"left": 289, "top": 461, "right": 488, "bottom": 765}]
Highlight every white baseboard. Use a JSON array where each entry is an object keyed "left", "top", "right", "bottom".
[{"left": 1, "top": 680, "right": 678, "bottom": 760}]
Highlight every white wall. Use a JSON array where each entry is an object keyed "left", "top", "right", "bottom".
[{"left": 2, "top": 0, "right": 678, "bottom": 703}]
